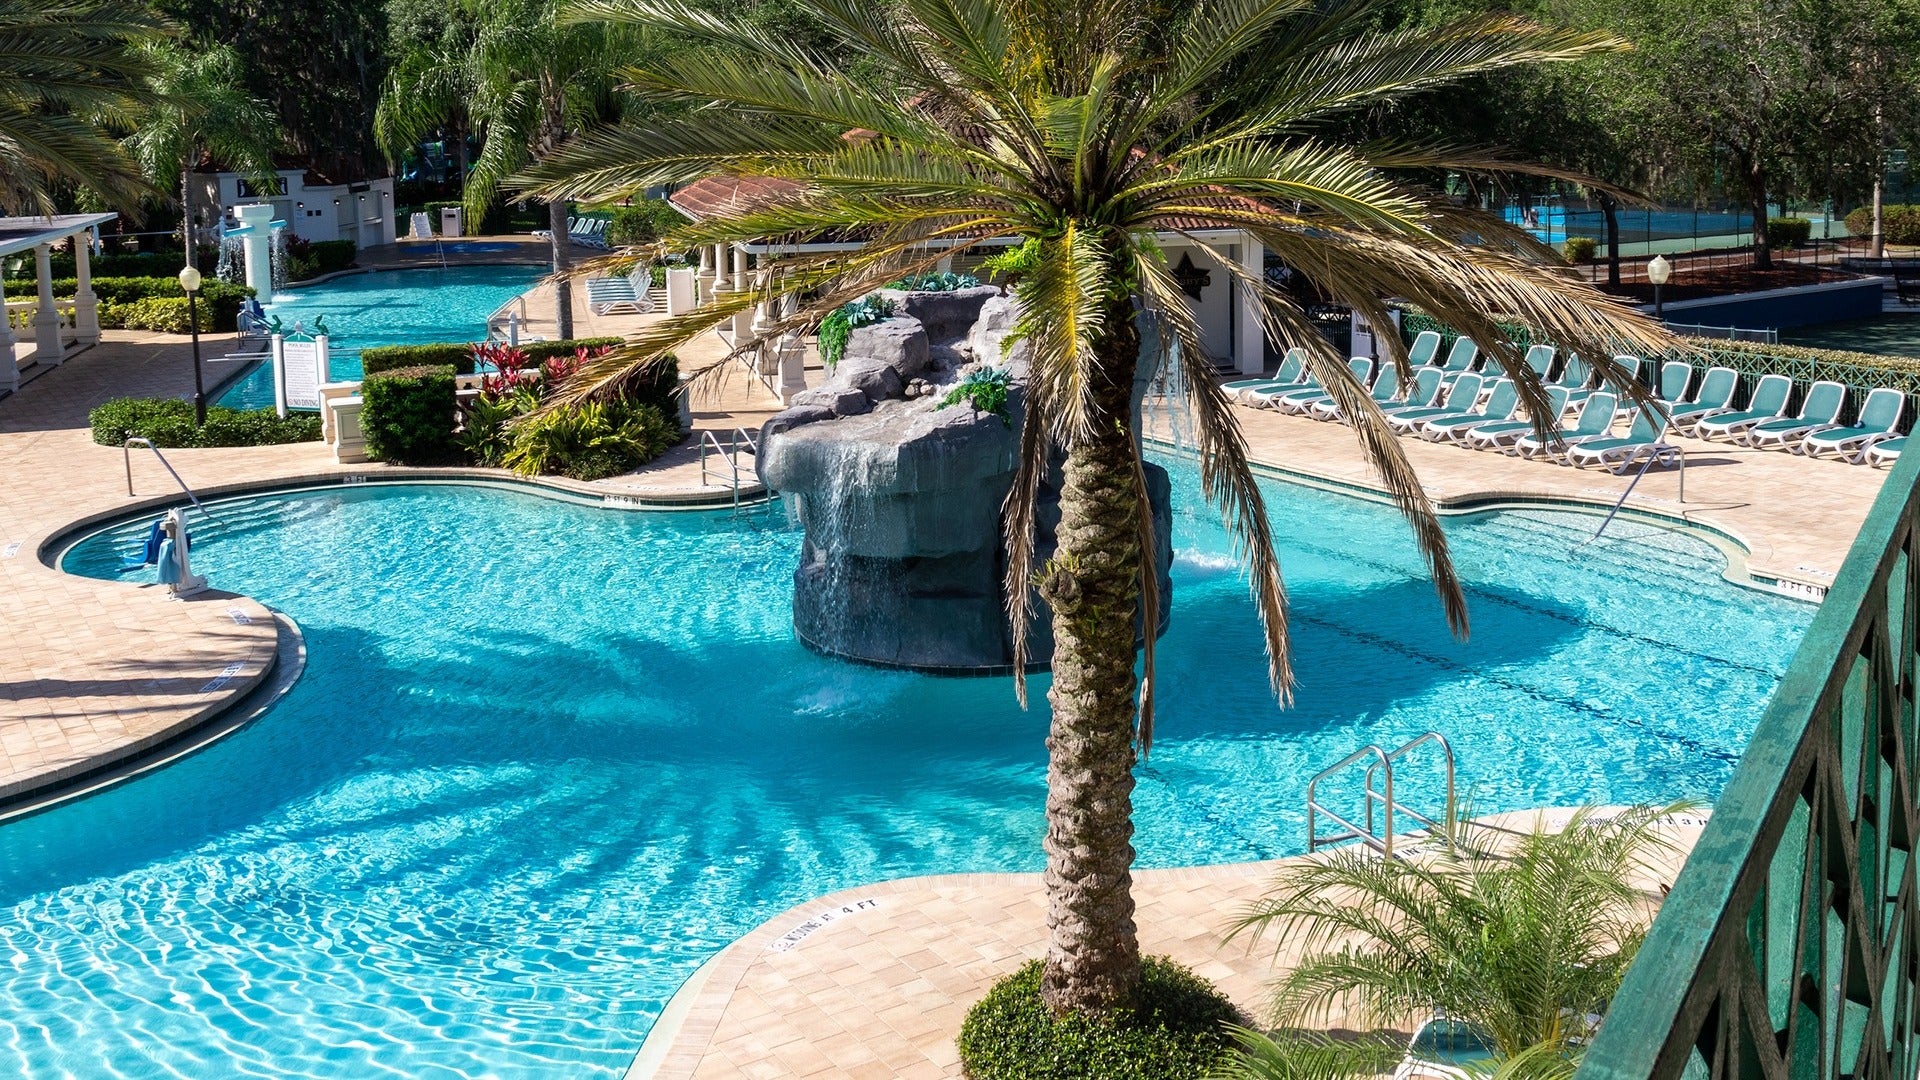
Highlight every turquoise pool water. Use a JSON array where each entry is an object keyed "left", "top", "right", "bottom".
[
  {"left": 217, "top": 265, "right": 545, "bottom": 410},
  {"left": 32, "top": 470, "right": 1812, "bottom": 1077}
]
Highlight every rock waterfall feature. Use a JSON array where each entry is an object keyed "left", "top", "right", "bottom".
[{"left": 758, "top": 286, "right": 1174, "bottom": 671}]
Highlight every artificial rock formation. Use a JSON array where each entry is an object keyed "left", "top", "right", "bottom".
[{"left": 758, "top": 285, "right": 1173, "bottom": 671}]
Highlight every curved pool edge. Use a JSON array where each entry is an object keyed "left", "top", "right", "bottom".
[{"left": 626, "top": 807, "right": 1713, "bottom": 1079}]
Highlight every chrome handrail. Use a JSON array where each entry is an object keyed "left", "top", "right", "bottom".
[
  {"left": 698, "top": 427, "right": 760, "bottom": 507},
  {"left": 1307, "top": 730, "right": 1457, "bottom": 858},
  {"left": 123, "top": 437, "right": 219, "bottom": 522},
  {"left": 1582, "top": 442, "right": 1685, "bottom": 546}
]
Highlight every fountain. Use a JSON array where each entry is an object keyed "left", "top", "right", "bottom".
[
  {"left": 758, "top": 286, "right": 1174, "bottom": 671},
  {"left": 215, "top": 233, "right": 245, "bottom": 286},
  {"left": 228, "top": 203, "right": 280, "bottom": 300}
]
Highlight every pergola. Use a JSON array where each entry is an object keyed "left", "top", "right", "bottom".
[{"left": 0, "top": 212, "right": 119, "bottom": 393}]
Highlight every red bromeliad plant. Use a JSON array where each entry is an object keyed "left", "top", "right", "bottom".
[{"left": 473, "top": 341, "right": 536, "bottom": 399}]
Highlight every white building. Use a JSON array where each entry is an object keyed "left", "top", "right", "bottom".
[{"left": 189, "top": 169, "right": 398, "bottom": 250}]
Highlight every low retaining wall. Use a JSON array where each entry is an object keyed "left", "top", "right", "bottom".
[{"left": 1653, "top": 276, "right": 1884, "bottom": 331}]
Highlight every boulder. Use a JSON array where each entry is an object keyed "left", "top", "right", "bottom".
[{"left": 842, "top": 318, "right": 930, "bottom": 381}]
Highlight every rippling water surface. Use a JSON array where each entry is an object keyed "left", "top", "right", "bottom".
[{"left": 25, "top": 469, "right": 1812, "bottom": 1077}]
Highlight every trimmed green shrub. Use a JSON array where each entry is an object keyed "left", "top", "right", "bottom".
[
  {"left": 361, "top": 364, "right": 459, "bottom": 465},
  {"left": 1765, "top": 217, "right": 1812, "bottom": 249},
  {"left": 501, "top": 398, "right": 678, "bottom": 480},
  {"left": 88, "top": 398, "right": 322, "bottom": 447},
  {"left": 606, "top": 199, "right": 686, "bottom": 247},
  {"left": 957, "top": 958, "right": 1243, "bottom": 1080},
  {"left": 1563, "top": 236, "right": 1597, "bottom": 262},
  {"left": 44, "top": 249, "right": 218, "bottom": 279},
  {"left": 360, "top": 336, "right": 624, "bottom": 376},
  {"left": 116, "top": 296, "right": 211, "bottom": 333},
  {"left": 1844, "top": 204, "right": 1920, "bottom": 246},
  {"left": 40, "top": 276, "right": 252, "bottom": 332}
]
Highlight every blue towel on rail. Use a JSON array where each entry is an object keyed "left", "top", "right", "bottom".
[
  {"left": 122, "top": 520, "right": 165, "bottom": 570},
  {"left": 155, "top": 539, "right": 180, "bottom": 585}
]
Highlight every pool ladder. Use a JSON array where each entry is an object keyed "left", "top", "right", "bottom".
[
  {"left": 700, "top": 427, "right": 759, "bottom": 507},
  {"left": 1306, "top": 731, "right": 1457, "bottom": 858},
  {"left": 123, "top": 437, "right": 219, "bottom": 523}
]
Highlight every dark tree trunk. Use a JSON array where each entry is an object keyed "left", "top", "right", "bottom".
[
  {"left": 1598, "top": 192, "right": 1621, "bottom": 287},
  {"left": 538, "top": 74, "right": 573, "bottom": 340},
  {"left": 1742, "top": 154, "right": 1773, "bottom": 270},
  {"left": 1036, "top": 294, "right": 1144, "bottom": 1017}
]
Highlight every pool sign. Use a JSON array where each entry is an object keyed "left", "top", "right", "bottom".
[
  {"left": 766, "top": 897, "right": 882, "bottom": 953},
  {"left": 272, "top": 334, "right": 327, "bottom": 416}
]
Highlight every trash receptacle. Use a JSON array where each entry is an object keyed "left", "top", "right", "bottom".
[{"left": 439, "top": 206, "right": 463, "bottom": 238}]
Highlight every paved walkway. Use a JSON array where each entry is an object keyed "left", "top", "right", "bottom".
[{"left": 632, "top": 808, "right": 1710, "bottom": 1079}]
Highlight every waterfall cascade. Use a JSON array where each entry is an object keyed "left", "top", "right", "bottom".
[
  {"left": 215, "top": 235, "right": 245, "bottom": 286},
  {"left": 759, "top": 286, "right": 1173, "bottom": 671},
  {"left": 269, "top": 228, "right": 290, "bottom": 295}
]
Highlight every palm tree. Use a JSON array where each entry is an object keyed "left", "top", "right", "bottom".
[
  {"left": 518, "top": 0, "right": 1678, "bottom": 1017},
  {"left": 373, "top": 3, "right": 480, "bottom": 201},
  {"left": 1227, "top": 806, "right": 1682, "bottom": 1059},
  {"left": 0, "top": 0, "right": 166, "bottom": 215},
  {"left": 125, "top": 40, "right": 279, "bottom": 269},
  {"left": 462, "top": 0, "right": 625, "bottom": 339}
]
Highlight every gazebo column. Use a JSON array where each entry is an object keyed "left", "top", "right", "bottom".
[
  {"left": 0, "top": 273, "right": 17, "bottom": 393},
  {"left": 73, "top": 235, "right": 100, "bottom": 344},
  {"left": 1234, "top": 237, "right": 1265, "bottom": 375},
  {"left": 710, "top": 243, "right": 730, "bottom": 294},
  {"left": 776, "top": 292, "right": 807, "bottom": 403},
  {"left": 730, "top": 248, "right": 753, "bottom": 340},
  {"left": 751, "top": 267, "right": 777, "bottom": 338},
  {"left": 32, "top": 244, "right": 62, "bottom": 366}
]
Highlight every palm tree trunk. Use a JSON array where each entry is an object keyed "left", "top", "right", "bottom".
[
  {"left": 538, "top": 72, "right": 574, "bottom": 340},
  {"left": 1598, "top": 192, "right": 1621, "bottom": 287},
  {"left": 1037, "top": 302, "right": 1143, "bottom": 1016}
]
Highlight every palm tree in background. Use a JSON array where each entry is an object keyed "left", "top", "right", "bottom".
[
  {"left": 519, "top": 0, "right": 1677, "bottom": 1017},
  {"left": 374, "top": 5, "right": 480, "bottom": 208},
  {"left": 457, "top": 0, "right": 624, "bottom": 338},
  {"left": 1224, "top": 806, "right": 1681, "bottom": 1070},
  {"left": 0, "top": 0, "right": 166, "bottom": 216},
  {"left": 125, "top": 40, "right": 279, "bottom": 269}
]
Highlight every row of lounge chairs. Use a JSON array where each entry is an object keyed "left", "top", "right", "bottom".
[
  {"left": 1222, "top": 330, "right": 1908, "bottom": 470},
  {"left": 585, "top": 266, "right": 658, "bottom": 315},
  {"left": 532, "top": 217, "right": 613, "bottom": 249}
]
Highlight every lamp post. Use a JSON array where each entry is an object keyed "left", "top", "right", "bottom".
[
  {"left": 179, "top": 266, "right": 206, "bottom": 425},
  {"left": 1647, "top": 254, "right": 1672, "bottom": 323}
]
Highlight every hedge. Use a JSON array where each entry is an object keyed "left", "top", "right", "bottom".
[
  {"left": 1563, "top": 236, "right": 1598, "bottom": 262},
  {"left": 1765, "top": 217, "right": 1812, "bottom": 249},
  {"left": 1844, "top": 204, "right": 1920, "bottom": 246},
  {"left": 286, "top": 238, "right": 356, "bottom": 282},
  {"left": 606, "top": 199, "right": 685, "bottom": 247},
  {"left": 36, "top": 276, "right": 253, "bottom": 333},
  {"left": 88, "top": 398, "right": 322, "bottom": 447},
  {"left": 360, "top": 336, "right": 624, "bottom": 375},
  {"left": 45, "top": 249, "right": 218, "bottom": 279},
  {"left": 956, "top": 958, "right": 1242, "bottom": 1080},
  {"left": 361, "top": 365, "right": 460, "bottom": 465}
]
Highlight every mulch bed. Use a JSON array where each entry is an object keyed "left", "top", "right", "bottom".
[{"left": 1595, "top": 261, "right": 1855, "bottom": 303}]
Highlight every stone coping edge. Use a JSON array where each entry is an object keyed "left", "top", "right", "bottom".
[{"left": 0, "top": 609, "right": 305, "bottom": 821}]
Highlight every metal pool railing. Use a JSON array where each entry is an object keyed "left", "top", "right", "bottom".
[{"left": 1576, "top": 448, "right": 1920, "bottom": 1080}]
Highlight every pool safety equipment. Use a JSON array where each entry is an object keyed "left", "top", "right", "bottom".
[{"left": 157, "top": 508, "right": 208, "bottom": 597}]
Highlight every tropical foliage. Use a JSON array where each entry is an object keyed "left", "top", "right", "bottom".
[
  {"left": 1227, "top": 806, "right": 1682, "bottom": 1063},
  {"left": 517, "top": 0, "right": 1675, "bottom": 1019},
  {"left": 0, "top": 0, "right": 167, "bottom": 215}
]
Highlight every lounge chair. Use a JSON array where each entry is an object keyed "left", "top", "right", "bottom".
[
  {"left": 1694, "top": 374, "right": 1794, "bottom": 441},
  {"left": 1667, "top": 366, "right": 1739, "bottom": 432},
  {"left": 1551, "top": 354, "right": 1597, "bottom": 408},
  {"left": 1269, "top": 357, "right": 1375, "bottom": 414},
  {"left": 1405, "top": 331, "right": 1441, "bottom": 368},
  {"left": 1221, "top": 348, "right": 1308, "bottom": 403},
  {"left": 1420, "top": 379, "right": 1521, "bottom": 442},
  {"left": 1434, "top": 336, "right": 1480, "bottom": 380},
  {"left": 585, "top": 266, "right": 657, "bottom": 315},
  {"left": 1743, "top": 379, "right": 1846, "bottom": 449},
  {"left": 1387, "top": 373, "right": 1486, "bottom": 432},
  {"left": 1653, "top": 359, "right": 1693, "bottom": 404},
  {"left": 1514, "top": 391, "right": 1620, "bottom": 460},
  {"left": 1869, "top": 437, "right": 1906, "bottom": 468},
  {"left": 1800, "top": 387, "right": 1905, "bottom": 461},
  {"left": 1307, "top": 360, "right": 1404, "bottom": 421},
  {"left": 1462, "top": 386, "right": 1573, "bottom": 449},
  {"left": 1374, "top": 367, "right": 1447, "bottom": 418},
  {"left": 1567, "top": 409, "right": 1672, "bottom": 470}
]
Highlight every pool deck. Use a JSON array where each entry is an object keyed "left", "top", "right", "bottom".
[
  {"left": 0, "top": 259, "right": 1891, "bottom": 1070},
  {"left": 627, "top": 808, "right": 1708, "bottom": 1079}
]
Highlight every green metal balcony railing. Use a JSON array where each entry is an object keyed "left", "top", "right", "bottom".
[{"left": 1577, "top": 451, "right": 1920, "bottom": 1080}]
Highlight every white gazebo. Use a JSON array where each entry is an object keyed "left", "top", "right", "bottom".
[{"left": 0, "top": 212, "right": 118, "bottom": 393}]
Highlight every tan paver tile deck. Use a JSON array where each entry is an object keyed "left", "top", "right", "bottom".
[{"left": 634, "top": 810, "right": 1708, "bottom": 1079}]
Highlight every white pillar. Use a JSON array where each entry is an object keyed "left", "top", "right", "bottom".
[
  {"left": 751, "top": 268, "right": 776, "bottom": 337},
  {"left": 32, "top": 244, "right": 61, "bottom": 366},
  {"left": 777, "top": 294, "right": 807, "bottom": 402},
  {"left": 72, "top": 237, "right": 99, "bottom": 344},
  {"left": 731, "top": 248, "right": 754, "bottom": 340},
  {"left": 0, "top": 274, "right": 17, "bottom": 392},
  {"left": 711, "top": 244, "right": 731, "bottom": 293},
  {"left": 1234, "top": 236, "right": 1265, "bottom": 375},
  {"left": 666, "top": 266, "right": 696, "bottom": 315},
  {"left": 936, "top": 255, "right": 954, "bottom": 273},
  {"left": 235, "top": 203, "right": 277, "bottom": 300}
]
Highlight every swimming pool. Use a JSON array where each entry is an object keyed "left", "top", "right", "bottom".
[
  {"left": 29, "top": 468, "right": 1811, "bottom": 1077},
  {"left": 216, "top": 265, "right": 545, "bottom": 410}
]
